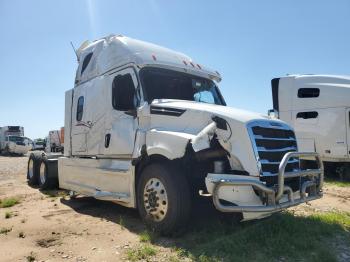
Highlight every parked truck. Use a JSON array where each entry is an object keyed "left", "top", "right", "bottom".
[
  {"left": 45, "top": 129, "right": 64, "bottom": 153},
  {"left": 269, "top": 74, "right": 350, "bottom": 180},
  {"left": 32, "top": 138, "right": 46, "bottom": 151},
  {"left": 0, "top": 126, "right": 32, "bottom": 155},
  {"left": 27, "top": 35, "right": 323, "bottom": 234}
]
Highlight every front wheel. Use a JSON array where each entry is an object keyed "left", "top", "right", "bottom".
[{"left": 137, "top": 163, "right": 191, "bottom": 235}]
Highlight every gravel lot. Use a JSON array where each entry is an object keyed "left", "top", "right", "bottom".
[{"left": 0, "top": 155, "right": 349, "bottom": 262}]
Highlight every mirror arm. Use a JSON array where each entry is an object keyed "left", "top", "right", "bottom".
[{"left": 125, "top": 109, "right": 137, "bottom": 117}]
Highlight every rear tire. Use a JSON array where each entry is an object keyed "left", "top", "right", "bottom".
[
  {"left": 27, "top": 153, "right": 41, "bottom": 185},
  {"left": 38, "top": 157, "right": 58, "bottom": 190},
  {"left": 137, "top": 163, "right": 191, "bottom": 235}
]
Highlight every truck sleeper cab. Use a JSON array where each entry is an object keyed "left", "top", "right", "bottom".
[
  {"left": 270, "top": 74, "right": 350, "bottom": 180},
  {"left": 27, "top": 35, "right": 323, "bottom": 234}
]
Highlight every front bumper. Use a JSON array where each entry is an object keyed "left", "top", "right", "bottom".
[{"left": 206, "top": 152, "right": 323, "bottom": 213}]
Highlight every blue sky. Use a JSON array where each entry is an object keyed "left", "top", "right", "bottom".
[{"left": 0, "top": 0, "right": 349, "bottom": 139}]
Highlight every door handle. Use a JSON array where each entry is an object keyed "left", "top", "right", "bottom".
[{"left": 105, "top": 134, "right": 111, "bottom": 148}]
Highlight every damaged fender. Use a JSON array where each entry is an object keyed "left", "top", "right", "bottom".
[
  {"left": 146, "top": 119, "right": 232, "bottom": 161},
  {"left": 146, "top": 129, "right": 195, "bottom": 160}
]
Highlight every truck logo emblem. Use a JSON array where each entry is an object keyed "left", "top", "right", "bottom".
[{"left": 76, "top": 121, "right": 94, "bottom": 128}]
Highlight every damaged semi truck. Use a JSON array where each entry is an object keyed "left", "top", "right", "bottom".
[{"left": 27, "top": 35, "right": 324, "bottom": 233}]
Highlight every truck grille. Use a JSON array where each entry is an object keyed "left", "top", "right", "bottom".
[{"left": 248, "top": 121, "right": 300, "bottom": 190}]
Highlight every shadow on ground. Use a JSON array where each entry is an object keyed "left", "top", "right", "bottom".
[
  {"left": 59, "top": 196, "right": 230, "bottom": 235},
  {"left": 59, "top": 195, "right": 350, "bottom": 261}
]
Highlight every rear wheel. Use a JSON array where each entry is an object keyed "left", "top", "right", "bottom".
[
  {"left": 137, "top": 163, "right": 191, "bottom": 235},
  {"left": 27, "top": 153, "right": 41, "bottom": 185},
  {"left": 38, "top": 158, "right": 58, "bottom": 190}
]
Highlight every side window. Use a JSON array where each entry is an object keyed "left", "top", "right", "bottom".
[
  {"left": 297, "top": 88, "right": 320, "bottom": 98},
  {"left": 76, "top": 96, "right": 84, "bottom": 121},
  {"left": 81, "top": 52, "right": 93, "bottom": 76},
  {"left": 296, "top": 111, "right": 318, "bottom": 119},
  {"left": 112, "top": 74, "right": 136, "bottom": 111}
]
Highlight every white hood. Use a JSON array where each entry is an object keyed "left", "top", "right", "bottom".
[{"left": 151, "top": 99, "right": 281, "bottom": 124}]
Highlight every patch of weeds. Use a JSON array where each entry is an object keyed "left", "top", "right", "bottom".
[
  {"left": 0, "top": 197, "right": 19, "bottom": 208},
  {"left": 139, "top": 230, "right": 156, "bottom": 243},
  {"left": 118, "top": 215, "right": 125, "bottom": 230},
  {"left": 167, "top": 247, "right": 191, "bottom": 262},
  {"left": 174, "top": 247, "right": 189, "bottom": 258},
  {"left": 177, "top": 212, "right": 350, "bottom": 262},
  {"left": 19, "top": 231, "right": 25, "bottom": 238},
  {"left": 127, "top": 244, "right": 157, "bottom": 261},
  {"left": 26, "top": 252, "right": 36, "bottom": 262},
  {"left": 0, "top": 227, "right": 12, "bottom": 235},
  {"left": 5, "top": 211, "right": 12, "bottom": 219},
  {"left": 41, "top": 190, "right": 68, "bottom": 198},
  {"left": 36, "top": 237, "right": 59, "bottom": 248},
  {"left": 168, "top": 256, "right": 181, "bottom": 262},
  {"left": 325, "top": 178, "right": 350, "bottom": 187}
]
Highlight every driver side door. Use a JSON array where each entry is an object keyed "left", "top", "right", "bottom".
[{"left": 103, "top": 68, "right": 139, "bottom": 157}]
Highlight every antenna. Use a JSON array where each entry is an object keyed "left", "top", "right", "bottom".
[{"left": 70, "top": 41, "right": 79, "bottom": 62}]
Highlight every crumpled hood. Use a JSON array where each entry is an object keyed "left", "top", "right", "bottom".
[{"left": 151, "top": 99, "right": 282, "bottom": 125}]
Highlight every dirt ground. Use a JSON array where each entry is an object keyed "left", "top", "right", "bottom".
[{"left": 0, "top": 156, "right": 349, "bottom": 262}]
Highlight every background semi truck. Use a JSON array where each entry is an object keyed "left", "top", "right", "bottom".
[
  {"left": 27, "top": 35, "right": 323, "bottom": 234},
  {"left": 0, "top": 126, "right": 32, "bottom": 155},
  {"left": 45, "top": 128, "right": 64, "bottom": 153},
  {"left": 269, "top": 74, "right": 350, "bottom": 180}
]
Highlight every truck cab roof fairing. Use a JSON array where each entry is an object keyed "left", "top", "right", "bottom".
[{"left": 74, "top": 35, "right": 221, "bottom": 86}]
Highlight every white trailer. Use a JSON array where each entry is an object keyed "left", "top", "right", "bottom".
[
  {"left": 45, "top": 130, "right": 64, "bottom": 153},
  {"left": 27, "top": 35, "right": 323, "bottom": 234},
  {"left": 269, "top": 74, "right": 350, "bottom": 180},
  {"left": 0, "top": 126, "right": 32, "bottom": 155}
]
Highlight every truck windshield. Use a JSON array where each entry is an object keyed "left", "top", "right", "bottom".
[
  {"left": 140, "top": 68, "right": 225, "bottom": 105},
  {"left": 8, "top": 136, "right": 24, "bottom": 143}
]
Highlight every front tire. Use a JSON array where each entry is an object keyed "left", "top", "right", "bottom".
[{"left": 137, "top": 163, "right": 191, "bottom": 235}]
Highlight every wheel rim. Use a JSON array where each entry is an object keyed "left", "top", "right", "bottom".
[
  {"left": 28, "top": 159, "right": 34, "bottom": 179},
  {"left": 143, "top": 178, "right": 168, "bottom": 222},
  {"left": 39, "top": 162, "right": 46, "bottom": 185}
]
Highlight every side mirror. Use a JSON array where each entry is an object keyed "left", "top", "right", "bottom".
[{"left": 268, "top": 109, "right": 279, "bottom": 119}]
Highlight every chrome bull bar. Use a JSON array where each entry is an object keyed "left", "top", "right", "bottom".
[{"left": 212, "top": 152, "right": 324, "bottom": 213}]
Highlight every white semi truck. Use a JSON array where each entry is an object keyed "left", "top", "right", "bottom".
[
  {"left": 0, "top": 126, "right": 32, "bottom": 155},
  {"left": 269, "top": 74, "right": 350, "bottom": 180},
  {"left": 27, "top": 35, "right": 323, "bottom": 234}
]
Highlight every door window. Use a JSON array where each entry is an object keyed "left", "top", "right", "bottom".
[
  {"left": 112, "top": 74, "right": 136, "bottom": 111},
  {"left": 76, "top": 96, "right": 84, "bottom": 121}
]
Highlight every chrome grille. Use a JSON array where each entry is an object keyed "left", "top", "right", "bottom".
[{"left": 247, "top": 121, "right": 299, "bottom": 177}]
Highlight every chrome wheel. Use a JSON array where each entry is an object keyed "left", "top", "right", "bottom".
[
  {"left": 28, "top": 159, "right": 34, "bottom": 179},
  {"left": 39, "top": 162, "right": 46, "bottom": 185},
  {"left": 143, "top": 178, "right": 168, "bottom": 222}
]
